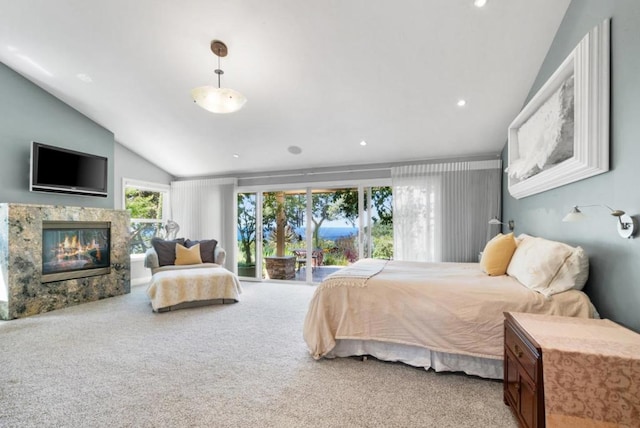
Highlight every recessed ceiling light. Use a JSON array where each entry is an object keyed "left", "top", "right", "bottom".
[
  {"left": 288, "top": 146, "right": 302, "bottom": 155},
  {"left": 360, "top": 140, "right": 367, "bottom": 146},
  {"left": 232, "top": 153, "right": 240, "bottom": 158},
  {"left": 474, "top": 0, "right": 487, "bottom": 7},
  {"left": 457, "top": 99, "right": 467, "bottom": 107}
]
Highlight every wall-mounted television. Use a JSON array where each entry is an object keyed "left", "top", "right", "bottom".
[{"left": 30, "top": 142, "right": 108, "bottom": 197}]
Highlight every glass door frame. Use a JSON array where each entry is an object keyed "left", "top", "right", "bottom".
[{"left": 236, "top": 178, "right": 390, "bottom": 283}]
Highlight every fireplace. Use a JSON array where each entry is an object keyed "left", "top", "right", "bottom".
[{"left": 42, "top": 221, "right": 111, "bottom": 282}]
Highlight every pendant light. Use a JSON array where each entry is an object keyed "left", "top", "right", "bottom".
[{"left": 191, "top": 40, "right": 247, "bottom": 114}]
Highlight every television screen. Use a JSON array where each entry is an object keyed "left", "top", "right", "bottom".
[{"left": 30, "top": 142, "right": 108, "bottom": 197}]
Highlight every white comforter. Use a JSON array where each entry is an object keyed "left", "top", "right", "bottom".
[{"left": 303, "top": 259, "right": 596, "bottom": 360}]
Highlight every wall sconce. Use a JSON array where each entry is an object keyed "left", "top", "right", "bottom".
[
  {"left": 488, "top": 217, "right": 515, "bottom": 231},
  {"left": 562, "top": 205, "right": 636, "bottom": 239}
]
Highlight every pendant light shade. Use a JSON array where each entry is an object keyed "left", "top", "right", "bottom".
[
  {"left": 191, "top": 86, "right": 247, "bottom": 114},
  {"left": 192, "top": 40, "right": 246, "bottom": 114}
]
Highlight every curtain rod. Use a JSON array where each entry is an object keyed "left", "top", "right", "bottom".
[{"left": 172, "top": 152, "right": 501, "bottom": 182}]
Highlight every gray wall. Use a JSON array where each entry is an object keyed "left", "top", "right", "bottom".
[
  {"left": 502, "top": 0, "right": 640, "bottom": 331},
  {"left": 113, "top": 142, "right": 173, "bottom": 209},
  {"left": 0, "top": 62, "right": 115, "bottom": 208}
]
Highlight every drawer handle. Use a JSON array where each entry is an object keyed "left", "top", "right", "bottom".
[{"left": 514, "top": 344, "right": 524, "bottom": 358}]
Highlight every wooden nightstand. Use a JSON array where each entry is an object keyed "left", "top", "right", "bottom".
[
  {"left": 503, "top": 312, "right": 544, "bottom": 428},
  {"left": 503, "top": 312, "right": 640, "bottom": 428}
]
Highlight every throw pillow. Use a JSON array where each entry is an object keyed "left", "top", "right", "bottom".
[
  {"left": 175, "top": 243, "right": 203, "bottom": 265},
  {"left": 185, "top": 239, "right": 218, "bottom": 264},
  {"left": 151, "top": 237, "right": 185, "bottom": 266},
  {"left": 480, "top": 233, "right": 517, "bottom": 276}
]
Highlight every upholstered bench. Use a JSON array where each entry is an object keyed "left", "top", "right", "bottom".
[
  {"left": 146, "top": 265, "right": 242, "bottom": 312},
  {"left": 144, "top": 238, "right": 242, "bottom": 312}
]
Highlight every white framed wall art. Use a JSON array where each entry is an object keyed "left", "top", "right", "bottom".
[{"left": 506, "top": 19, "right": 610, "bottom": 199}]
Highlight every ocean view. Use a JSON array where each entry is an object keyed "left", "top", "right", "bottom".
[
  {"left": 295, "top": 227, "right": 358, "bottom": 241},
  {"left": 239, "top": 227, "right": 358, "bottom": 241}
]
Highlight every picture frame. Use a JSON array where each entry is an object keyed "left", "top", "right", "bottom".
[{"left": 507, "top": 19, "right": 610, "bottom": 199}]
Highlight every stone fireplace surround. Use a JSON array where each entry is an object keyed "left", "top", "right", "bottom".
[{"left": 0, "top": 204, "right": 130, "bottom": 320}]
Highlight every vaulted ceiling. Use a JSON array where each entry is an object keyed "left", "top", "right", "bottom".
[{"left": 0, "top": 0, "right": 570, "bottom": 177}]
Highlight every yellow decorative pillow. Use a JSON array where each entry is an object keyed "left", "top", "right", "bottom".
[
  {"left": 480, "top": 233, "right": 517, "bottom": 276},
  {"left": 175, "top": 243, "right": 203, "bottom": 265}
]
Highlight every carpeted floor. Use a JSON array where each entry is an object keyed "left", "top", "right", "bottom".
[{"left": 0, "top": 281, "right": 517, "bottom": 427}]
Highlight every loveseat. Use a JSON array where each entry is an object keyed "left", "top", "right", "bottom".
[
  {"left": 144, "top": 238, "right": 227, "bottom": 274},
  {"left": 144, "top": 238, "right": 242, "bottom": 312}
]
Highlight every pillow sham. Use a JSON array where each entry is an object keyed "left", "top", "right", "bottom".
[
  {"left": 175, "top": 243, "right": 203, "bottom": 265},
  {"left": 151, "top": 237, "right": 185, "bottom": 266},
  {"left": 543, "top": 246, "right": 589, "bottom": 296},
  {"left": 185, "top": 239, "right": 218, "bottom": 264},
  {"left": 480, "top": 233, "right": 516, "bottom": 276},
  {"left": 506, "top": 236, "right": 573, "bottom": 294},
  {"left": 515, "top": 233, "right": 533, "bottom": 246}
]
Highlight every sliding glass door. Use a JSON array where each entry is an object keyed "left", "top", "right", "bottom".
[
  {"left": 237, "top": 192, "right": 259, "bottom": 278},
  {"left": 262, "top": 190, "right": 308, "bottom": 281},
  {"left": 364, "top": 186, "right": 394, "bottom": 260},
  {"left": 236, "top": 185, "right": 393, "bottom": 283}
]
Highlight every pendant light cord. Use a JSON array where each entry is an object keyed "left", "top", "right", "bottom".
[{"left": 217, "top": 49, "right": 221, "bottom": 88}]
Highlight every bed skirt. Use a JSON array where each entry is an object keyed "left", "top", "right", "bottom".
[{"left": 327, "top": 339, "right": 503, "bottom": 380}]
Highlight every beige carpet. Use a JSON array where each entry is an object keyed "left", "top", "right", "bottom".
[{"left": 0, "top": 281, "right": 517, "bottom": 427}]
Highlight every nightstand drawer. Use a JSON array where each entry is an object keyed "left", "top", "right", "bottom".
[{"left": 505, "top": 322, "right": 538, "bottom": 380}]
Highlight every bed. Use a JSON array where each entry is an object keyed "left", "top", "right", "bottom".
[{"left": 303, "top": 235, "right": 597, "bottom": 379}]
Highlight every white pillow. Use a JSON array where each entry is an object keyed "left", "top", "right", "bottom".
[
  {"left": 506, "top": 236, "right": 573, "bottom": 293},
  {"left": 542, "top": 246, "right": 589, "bottom": 296},
  {"left": 515, "top": 233, "right": 533, "bottom": 246}
]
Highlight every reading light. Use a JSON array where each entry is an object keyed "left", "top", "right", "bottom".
[
  {"left": 563, "top": 205, "right": 636, "bottom": 239},
  {"left": 191, "top": 40, "right": 247, "bottom": 114},
  {"left": 488, "top": 217, "right": 515, "bottom": 231}
]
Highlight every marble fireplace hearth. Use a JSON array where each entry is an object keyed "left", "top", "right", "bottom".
[{"left": 0, "top": 204, "right": 130, "bottom": 320}]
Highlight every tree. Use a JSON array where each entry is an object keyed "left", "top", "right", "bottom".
[
  {"left": 125, "top": 188, "right": 164, "bottom": 254},
  {"left": 262, "top": 192, "right": 306, "bottom": 256},
  {"left": 259, "top": 187, "right": 393, "bottom": 252},
  {"left": 237, "top": 193, "right": 256, "bottom": 264},
  {"left": 333, "top": 187, "right": 393, "bottom": 226},
  {"left": 125, "top": 188, "right": 163, "bottom": 219},
  {"left": 310, "top": 192, "right": 343, "bottom": 247}
]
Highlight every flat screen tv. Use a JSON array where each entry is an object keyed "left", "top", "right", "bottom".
[{"left": 30, "top": 142, "right": 108, "bottom": 197}]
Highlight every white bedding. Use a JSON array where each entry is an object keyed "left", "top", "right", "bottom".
[
  {"left": 146, "top": 266, "right": 242, "bottom": 312},
  {"left": 303, "top": 259, "right": 597, "bottom": 378}
]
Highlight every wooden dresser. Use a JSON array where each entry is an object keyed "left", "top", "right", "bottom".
[
  {"left": 503, "top": 312, "right": 545, "bottom": 428},
  {"left": 503, "top": 312, "right": 640, "bottom": 428}
]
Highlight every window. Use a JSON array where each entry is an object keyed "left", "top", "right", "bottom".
[{"left": 123, "top": 179, "right": 170, "bottom": 255}]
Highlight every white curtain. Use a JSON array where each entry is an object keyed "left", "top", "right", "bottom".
[
  {"left": 392, "top": 160, "right": 501, "bottom": 263},
  {"left": 170, "top": 177, "right": 237, "bottom": 269}
]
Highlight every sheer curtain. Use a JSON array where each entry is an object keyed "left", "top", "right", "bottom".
[
  {"left": 392, "top": 160, "right": 501, "bottom": 263},
  {"left": 170, "top": 177, "right": 237, "bottom": 269}
]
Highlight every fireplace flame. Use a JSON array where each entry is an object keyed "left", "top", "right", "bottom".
[{"left": 54, "top": 234, "right": 103, "bottom": 262}]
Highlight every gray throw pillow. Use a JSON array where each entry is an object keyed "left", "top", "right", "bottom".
[
  {"left": 151, "top": 237, "right": 185, "bottom": 266},
  {"left": 185, "top": 239, "right": 218, "bottom": 264}
]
